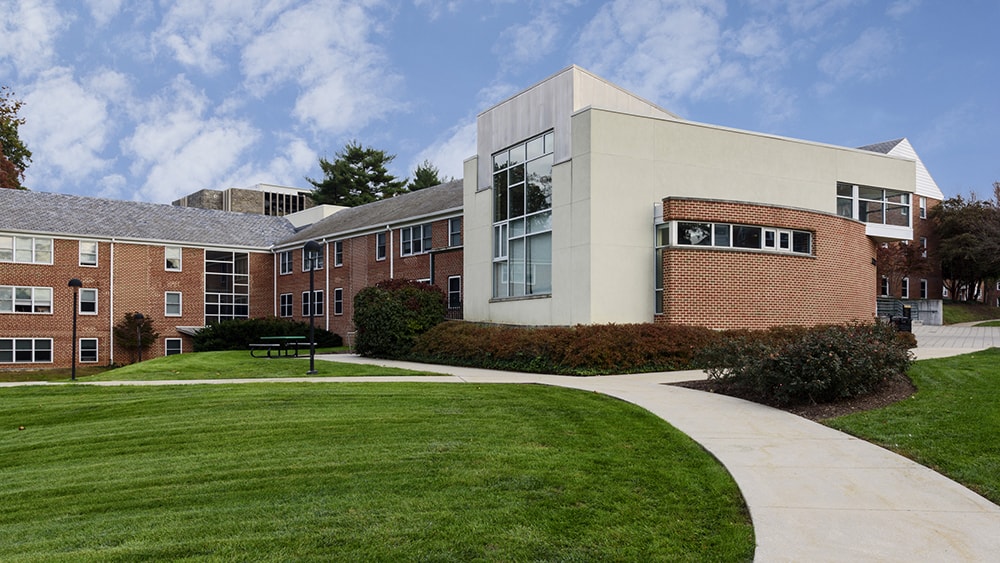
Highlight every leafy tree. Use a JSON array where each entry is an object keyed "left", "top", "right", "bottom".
[
  {"left": 408, "top": 159, "right": 443, "bottom": 191},
  {"left": 353, "top": 279, "right": 446, "bottom": 358},
  {"left": 0, "top": 86, "right": 32, "bottom": 190},
  {"left": 931, "top": 186, "right": 1000, "bottom": 301},
  {"left": 113, "top": 312, "right": 160, "bottom": 364},
  {"left": 877, "top": 240, "right": 932, "bottom": 298},
  {"left": 307, "top": 141, "right": 408, "bottom": 206}
]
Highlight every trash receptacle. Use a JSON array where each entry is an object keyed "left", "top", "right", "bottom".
[{"left": 893, "top": 316, "right": 912, "bottom": 332}]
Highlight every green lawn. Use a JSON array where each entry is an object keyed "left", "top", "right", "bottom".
[
  {"left": 0, "top": 383, "right": 754, "bottom": 561},
  {"left": 827, "top": 348, "right": 1000, "bottom": 504},
  {"left": 942, "top": 302, "right": 1000, "bottom": 325}
]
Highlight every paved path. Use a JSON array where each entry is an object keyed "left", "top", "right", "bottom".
[{"left": 5, "top": 325, "right": 1000, "bottom": 561}]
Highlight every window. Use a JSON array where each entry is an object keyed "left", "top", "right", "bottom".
[
  {"left": 303, "top": 246, "right": 324, "bottom": 271},
  {"left": 943, "top": 286, "right": 950, "bottom": 298},
  {"left": 836, "top": 182, "right": 910, "bottom": 227},
  {"left": 920, "top": 237, "right": 928, "bottom": 258},
  {"left": 901, "top": 277, "right": 910, "bottom": 299},
  {"left": 165, "top": 292, "right": 182, "bottom": 317},
  {"left": 376, "top": 232, "right": 386, "bottom": 261},
  {"left": 279, "top": 293, "right": 293, "bottom": 317},
  {"left": 0, "top": 338, "right": 52, "bottom": 363},
  {"left": 302, "top": 291, "right": 323, "bottom": 316},
  {"left": 493, "top": 131, "right": 554, "bottom": 298},
  {"left": 334, "top": 288, "right": 343, "bottom": 315},
  {"left": 654, "top": 224, "right": 669, "bottom": 315},
  {"left": 165, "top": 246, "right": 182, "bottom": 271},
  {"left": 920, "top": 279, "right": 928, "bottom": 300},
  {"left": 449, "top": 218, "right": 462, "bottom": 247},
  {"left": 165, "top": 338, "right": 183, "bottom": 356},
  {"left": 1, "top": 286, "right": 52, "bottom": 314},
  {"left": 205, "top": 251, "right": 249, "bottom": 324},
  {"left": 80, "top": 241, "right": 98, "bottom": 266},
  {"left": 80, "top": 338, "right": 98, "bottom": 363},
  {"left": 880, "top": 276, "right": 890, "bottom": 297},
  {"left": 448, "top": 276, "right": 461, "bottom": 309},
  {"left": 80, "top": 288, "right": 98, "bottom": 315},
  {"left": 0, "top": 235, "right": 53, "bottom": 264},
  {"left": 674, "top": 222, "right": 812, "bottom": 256},
  {"left": 279, "top": 251, "right": 293, "bottom": 275},
  {"left": 334, "top": 241, "right": 343, "bottom": 267},
  {"left": 919, "top": 197, "right": 927, "bottom": 219},
  {"left": 401, "top": 224, "right": 433, "bottom": 256}
]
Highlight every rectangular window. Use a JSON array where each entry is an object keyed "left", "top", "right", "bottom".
[
  {"left": 376, "top": 232, "right": 386, "bottom": 261},
  {"left": 165, "top": 246, "right": 182, "bottom": 271},
  {"left": 732, "top": 226, "right": 762, "bottom": 249},
  {"left": 165, "top": 291, "right": 182, "bottom": 317},
  {"left": 204, "top": 251, "right": 250, "bottom": 324},
  {"left": 920, "top": 237, "right": 928, "bottom": 258},
  {"left": 279, "top": 251, "right": 293, "bottom": 275},
  {"left": 449, "top": 218, "right": 462, "bottom": 247},
  {"left": 493, "top": 131, "right": 554, "bottom": 298},
  {"left": 401, "top": 224, "right": 433, "bottom": 256},
  {"left": 836, "top": 182, "right": 910, "bottom": 227},
  {"left": 0, "top": 235, "right": 52, "bottom": 264},
  {"left": 920, "top": 279, "right": 928, "bottom": 300},
  {"left": 80, "top": 288, "right": 98, "bottom": 315},
  {"left": 674, "top": 222, "right": 811, "bottom": 256},
  {"left": 334, "top": 241, "right": 343, "bottom": 267},
  {"left": 901, "top": 277, "right": 910, "bottom": 299},
  {"left": 80, "top": 338, "right": 98, "bottom": 363},
  {"left": 919, "top": 197, "right": 927, "bottom": 219},
  {"left": 334, "top": 288, "right": 344, "bottom": 316},
  {"left": 279, "top": 293, "right": 293, "bottom": 317},
  {"left": 165, "top": 338, "right": 183, "bottom": 356},
  {"left": 448, "top": 276, "right": 461, "bottom": 309},
  {"left": 303, "top": 246, "right": 324, "bottom": 271},
  {"left": 943, "top": 286, "right": 950, "bottom": 298},
  {"left": 880, "top": 276, "right": 890, "bottom": 297},
  {"left": 80, "top": 241, "right": 98, "bottom": 266},
  {"left": 0, "top": 338, "right": 52, "bottom": 363},
  {"left": 1, "top": 286, "right": 52, "bottom": 314},
  {"left": 302, "top": 291, "right": 324, "bottom": 316},
  {"left": 654, "top": 224, "right": 669, "bottom": 315}
]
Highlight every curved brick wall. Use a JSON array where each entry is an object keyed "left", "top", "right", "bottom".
[{"left": 658, "top": 198, "right": 877, "bottom": 330}]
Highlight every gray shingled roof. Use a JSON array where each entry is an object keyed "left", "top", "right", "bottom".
[
  {"left": 0, "top": 189, "right": 296, "bottom": 248},
  {"left": 857, "top": 138, "right": 904, "bottom": 154},
  {"left": 281, "top": 179, "right": 464, "bottom": 246}
]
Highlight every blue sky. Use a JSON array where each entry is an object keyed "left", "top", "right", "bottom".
[{"left": 2, "top": 0, "right": 997, "bottom": 204}]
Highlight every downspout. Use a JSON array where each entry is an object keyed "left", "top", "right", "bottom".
[
  {"left": 271, "top": 245, "right": 278, "bottom": 317},
  {"left": 429, "top": 252, "right": 435, "bottom": 285},
  {"left": 324, "top": 241, "right": 331, "bottom": 332},
  {"left": 388, "top": 225, "right": 394, "bottom": 279},
  {"left": 109, "top": 239, "right": 116, "bottom": 365}
]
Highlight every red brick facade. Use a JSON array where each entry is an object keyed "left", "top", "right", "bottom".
[
  {"left": 657, "top": 198, "right": 877, "bottom": 330},
  {"left": 877, "top": 196, "right": 942, "bottom": 300}
]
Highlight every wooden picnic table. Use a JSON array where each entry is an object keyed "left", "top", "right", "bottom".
[{"left": 250, "top": 335, "right": 308, "bottom": 358}]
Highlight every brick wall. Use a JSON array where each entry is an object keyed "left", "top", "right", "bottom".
[{"left": 657, "top": 198, "right": 876, "bottom": 330}]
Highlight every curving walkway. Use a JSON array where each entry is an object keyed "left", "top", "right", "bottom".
[{"left": 5, "top": 325, "right": 1000, "bottom": 561}]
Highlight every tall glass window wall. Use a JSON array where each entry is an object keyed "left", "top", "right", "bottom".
[
  {"left": 205, "top": 251, "right": 249, "bottom": 324},
  {"left": 493, "top": 131, "right": 554, "bottom": 298}
]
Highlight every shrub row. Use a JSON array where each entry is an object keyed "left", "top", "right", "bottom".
[
  {"left": 353, "top": 279, "right": 447, "bottom": 358},
  {"left": 192, "top": 318, "right": 342, "bottom": 352},
  {"left": 696, "top": 321, "right": 913, "bottom": 406},
  {"left": 410, "top": 322, "right": 720, "bottom": 375}
]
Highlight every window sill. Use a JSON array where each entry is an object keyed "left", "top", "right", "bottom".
[{"left": 489, "top": 293, "right": 552, "bottom": 304}]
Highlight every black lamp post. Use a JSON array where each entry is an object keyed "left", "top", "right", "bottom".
[
  {"left": 68, "top": 279, "right": 83, "bottom": 381},
  {"left": 133, "top": 312, "right": 144, "bottom": 363},
  {"left": 304, "top": 240, "right": 322, "bottom": 375}
]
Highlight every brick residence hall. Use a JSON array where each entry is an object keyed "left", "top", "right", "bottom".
[{"left": 1, "top": 66, "right": 944, "bottom": 369}]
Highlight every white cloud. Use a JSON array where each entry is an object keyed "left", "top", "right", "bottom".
[
  {"left": 573, "top": 0, "right": 727, "bottom": 104},
  {"left": 228, "top": 136, "right": 318, "bottom": 189},
  {"left": 887, "top": 0, "right": 921, "bottom": 19},
  {"left": 20, "top": 67, "right": 119, "bottom": 191},
  {"left": 85, "top": 0, "right": 125, "bottom": 27},
  {"left": 413, "top": 0, "right": 461, "bottom": 21},
  {"left": 0, "top": 0, "right": 68, "bottom": 77},
  {"left": 495, "top": 10, "right": 562, "bottom": 69},
  {"left": 155, "top": 1, "right": 265, "bottom": 74},
  {"left": 410, "top": 120, "right": 476, "bottom": 182},
  {"left": 818, "top": 27, "right": 897, "bottom": 86},
  {"left": 782, "top": 0, "right": 863, "bottom": 32}
]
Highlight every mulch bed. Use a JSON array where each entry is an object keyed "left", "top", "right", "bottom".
[{"left": 670, "top": 372, "right": 917, "bottom": 421}]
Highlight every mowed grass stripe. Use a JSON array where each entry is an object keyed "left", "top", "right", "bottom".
[{"left": 1, "top": 383, "right": 753, "bottom": 561}]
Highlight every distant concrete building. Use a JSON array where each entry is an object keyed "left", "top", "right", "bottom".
[{"left": 173, "top": 183, "right": 315, "bottom": 217}]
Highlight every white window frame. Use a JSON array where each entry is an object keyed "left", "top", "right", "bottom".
[
  {"left": 334, "top": 288, "right": 343, "bottom": 316},
  {"left": 165, "top": 338, "right": 183, "bottom": 356},
  {"left": 919, "top": 196, "right": 927, "bottom": 219},
  {"left": 880, "top": 276, "right": 890, "bottom": 297},
  {"left": 400, "top": 224, "right": 432, "bottom": 257},
  {"left": 449, "top": 218, "right": 462, "bottom": 247},
  {"left": 920, "top": 237, "right": 928, "bottom": 258},
  {"left": 448, "top": 276, "right": 461, "bottom": 309},
  {"left": 79, "top": 240, "right": 98, "bottom": 267},
  {"left": 165, "top": 291, "right": 182, "bottom": 317},
  {"left": 376, "top": 232, "right": 386, "bottom": 261},
  {"left": 165, "top": 246, "right": 182, "bottom": 271},
  {"left": 80, "top": 338, "right": 99, "bottom": 363},
  {"left": 0, "top": 235, "right": 53, "bottom": 264},
  {"left": 901, "top": 277, "right": 910, "bottom": 299},
  {"left": 279, "top": 251, "right": 293, "bottom": 275},
  {"left": 0, "top": 338, "right": 53, "bottom": 364},
  {"left": 919, "top": 279, "right": 928, "bottom": 300},
  {"left": 302, "top": 290, "right": 324, "bottom": 317},
  {"left": 279, "top": 293, "right": 293, "bottom": 317},
  {"left": 80, "top": 288, "right": 98, "bottom": 315},
  {"left": 1, "top": 286, "right": 53, "bottom": 314},
  {"left": 303, "top": 247, "right": 324, "bottom": 271},
  {"left": 334, "top": 241, "right": 343, "bottom": 267}
]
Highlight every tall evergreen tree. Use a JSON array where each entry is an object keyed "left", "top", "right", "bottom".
[
  {"left": 307, "top": 141, "right": 407, "bottom": 206},
  {"left": 408, "top": 160, "right": 443, "bottom": 191},
  {"left": 0, "top": 86, "right": 32, "bottom": 190}
]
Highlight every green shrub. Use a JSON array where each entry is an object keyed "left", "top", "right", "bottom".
[
  {"left": 353, "top": 279, "right": 447, "bottom": 358},
  {"left": 410, "top": 321, "right": 719, "bottom": 375},
  {"left": 192, "top": 318, "right": 342, "bottom": 352},
  {"left": 697, "top": 322, "right": 912, "bottom": 406}
]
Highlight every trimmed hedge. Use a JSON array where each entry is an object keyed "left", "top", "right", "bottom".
[
  {"left": 192, "top": 318, "right": 342, "bottom": 352},
  {"left": 410, "top": 321, "right": 720, "bottom": 375},
  {"left": 696, "top": 321, "right": 913, "bottom": 406},
  {"left": 353, "top": 279, "right": 447, "bottom": 358}
]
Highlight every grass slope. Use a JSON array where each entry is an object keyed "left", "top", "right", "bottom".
[
  {"left": 827, "top": 349, "right": 1000, "bottom": 504},
  {"left": 0, "top": 383, "right": 753, "bottom": 561}
]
